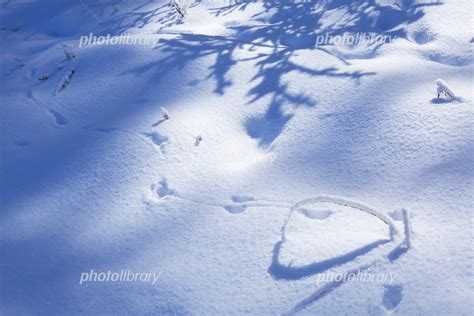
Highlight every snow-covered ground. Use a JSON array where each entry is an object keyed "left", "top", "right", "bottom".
[{"left": 1, "top": 0, "right": 473, "bottom": 315}]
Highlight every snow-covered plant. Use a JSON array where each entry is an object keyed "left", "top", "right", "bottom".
[
  {"left": 435, "top": 79, "right": 455, "bottom": 99},
  {"left": 170, "top": 0, "right": 187, "bottom": 18},
  {"left": 56, "top": 69, "right": 75, "bottom": 94},
  {"left": 195, "top": 135, "right": 202, "bottom": 146},
  {"left": 402, "top": 209, "right": 411, "bottom": 248},
  {"left": 160, "top": 107, "right": 170, "bottom": 120}
]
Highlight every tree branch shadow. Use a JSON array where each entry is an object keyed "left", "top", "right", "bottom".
[
  {"left": 268, "top": 238, "right": 391, "bottom": 280},
  {"left": 132, "top": 0, "right": 439, "bottom": 148}
]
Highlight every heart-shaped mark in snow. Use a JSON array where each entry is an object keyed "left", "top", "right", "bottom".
[{"left": 269, "top": 196, "right": 396, "bottom": 280}]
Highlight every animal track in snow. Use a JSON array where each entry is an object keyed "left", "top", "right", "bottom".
[
  {"left": 143, "top": 132, "right": 169, "bottom": 152},
  {"left": 409, "top": 28, "right": 435, "bottom": 45},
  {"left": 223, "top": 195, "right": 289, "bottom": 214},
  {"left": 424, "top": 51, "right": 471, "bottom": 67},
  {"left": 152, "top": 179, "right": 175, "bottom": 199},
  {"left": 224, "top": 204, "right": 247, "bottom": 214},
  {"left": 298, "top": 207, "right": 333, "bottom": 220},
  {"left": 224, "top": 195, "right": 254, "bottom": 214},
  {"left": 382, "top": 285, "right": 403, "bottom": 312},
  {"left": 158, "top": 193, "right": 289, "bottom": 214},
  {"left": 48, "top": 109, "right": 68, "bottom": 126}
]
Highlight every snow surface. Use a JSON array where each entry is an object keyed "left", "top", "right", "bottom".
[{"left": 1, "top": 0, "right": 473, "bottom": 315}]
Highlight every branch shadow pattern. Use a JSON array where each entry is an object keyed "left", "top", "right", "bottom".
[
  {"left": 80, "top": 1, "right": 186, "bottom": 35},
  {"left": 147, "top": 0, "right": 438, "bottom": 147},
  {"left": 79, "top": 0, "right": 439, "bottom": 148},
  {"left": 151, "top": 33, "right": 376, "bottom": 147}
]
